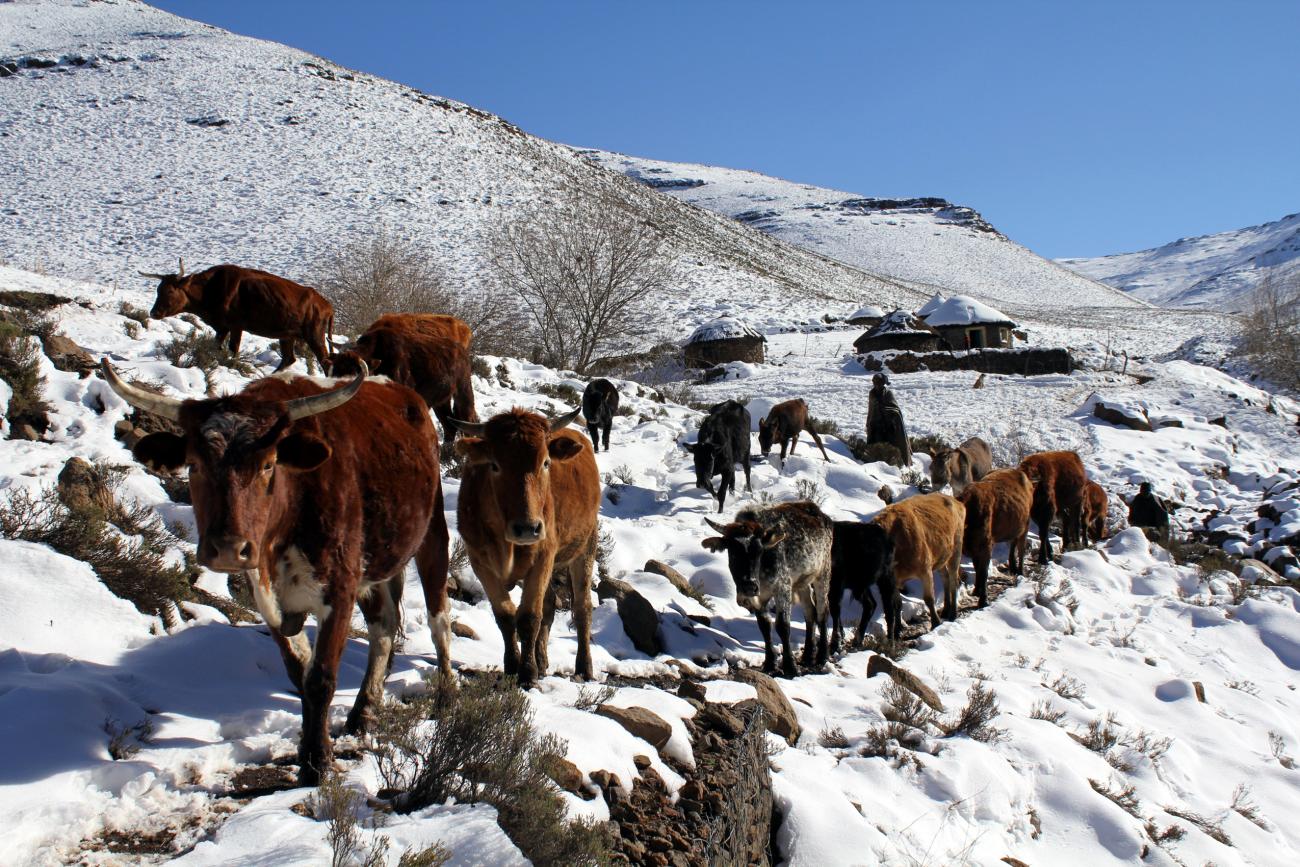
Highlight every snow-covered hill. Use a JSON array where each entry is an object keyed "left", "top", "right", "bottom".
[
  {"left": 583, "top": 151, "right": 1146, "bottom": 311},
  {"left": 0, "top": 0, "right": 925, "bottom": 339},
  {"left": 2, "top": 264, "right": 1299, "bottom": 865},
  {"left": 1059, "top": 212, "right": 1300, "bottom": 311}
]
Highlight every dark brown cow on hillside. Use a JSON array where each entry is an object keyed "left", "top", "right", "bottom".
[
  {"left": 142, "top": 262, "right": 335, "bottom": 373},
  {"left": 758, "top": 398, "right": 831, "bottom": 464},
  {"left": 366, "top": 312, "right": 472, "bottom": 350},
  {"left": 872, "top": 492, "right": 965, "bottom": 628},
  {"left": 957, "top": 468, "right": 1033, "bottom": 608},
  {"left": 449, "top": 407, "right": 601, "bottom": 688},
  {"left": 1082, "top": 481, "right": 1110, "bottom": 545},
  {"left": 332, "top": 313, "right": 476, "bottom": 450},
  {"left": 1019, "top": 450, "right": 1087, "bottom": 563},
  {"left": 100, "top": 360, "right": 450, "bottom": 786}
]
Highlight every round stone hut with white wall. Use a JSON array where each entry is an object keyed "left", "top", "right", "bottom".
[{"left": 684, "top": 317, "right": 766, "bottom": 368}]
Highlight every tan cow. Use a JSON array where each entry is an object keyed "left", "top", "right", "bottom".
[
  {"left": 958, "top": 468, "right": 1033, "bottom": 608},
  {"left": 872, "top": 492, "right": 966, "bottom": 628}
]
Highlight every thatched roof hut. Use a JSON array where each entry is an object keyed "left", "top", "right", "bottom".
[
  {"left": 684, "top": 317, "right": 765, "bottom": 368},
  {"left": 852, "top": 309, "right": 942, "bottom": 354},
  {"left": 846, "top": 304, "right": 886, "bottom": 327},
  {"left": 915, "top": 292, "right": 946, "bottom": 320},
  {"left": 926, "top": 295, "right": 1017, "bottom": 350}
]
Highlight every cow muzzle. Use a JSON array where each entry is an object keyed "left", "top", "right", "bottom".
[
  {"left": 200, "top": 534, "right": 257, "bottom": 572},
  {"left": 507, "top": 520, "right": 545, "bottom": 545}
]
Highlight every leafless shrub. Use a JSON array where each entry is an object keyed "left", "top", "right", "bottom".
[
  {"left": 1029, "top": 700, "right": 1066, "bottom": 725},
  {"left": 118, "top": 301, "right": 150, "bottom": 328},
  {"left": 0, "top": 317, "right": 52, "bottom": 436},
  {"left": 793, "top": 478, "right": 827, "bottom": 507},
  {"left": 807, "top": 415, "right": 839, "bottom": 436},
  {"left": 992, "top": 428, "right": 1036, "bottom": 467},
  {"left": 860, "top": 633, "right": 909, "bottom": 662},
  {"left": 908, "top": 433, "right": 946, "bottom": 457},
  {"left": 572, "top": 683, "right": 616, "bottom": 712},
  {"left": 105, "top": 716, "right": 155, "bottom": 760},
  {"left": 369, "top": 676, "right": 613, "bottom": 866},
  {"left": 309, "top": 771, "right": 451, "bottom": 867},
  {"left": 1239, "top": 271, "right": 1300, "bottom": 390},
  {"left": 859, "top": 720, "right": 911, "bottom": 759},
  {"left": 1073, "top": 712, "right": 1127, "bottom": 769},
  {"left": 1268, "top": 731, "right": 1295, "bottom": 769},
  {"left": 1045, "top": 673, "right": 1087, "bottom": 701},
  {"left": 1163, "top": 805, "right": 1230, "bottom": 846},
  {"left": 611, "top": 465, "right": 635, "bottom": 486},
  {"left": 653, "top": 381, "right": 695, "bottom": 407},
  {"left": 596, "top": 526, "right": 616, "bottom": 584},
  {"left": 1089, "top": 777, "right": 1140, "bottom": 815},
  {"left": 900, "top": 467, "right": 926, "bottom": 489},
  {"left": 470, "top": 355, "right": 492, "bottom": 380},
  {"left": 818, "top": 726, "right": 850, "bottom": 750},
  {"left": 1231, "top": 783, "right": 1266, "bottom": 829},
  {"left": 487, "top": 189, "right": 677, "bottom": 373},
  {"left": 494, "top": 361, "right": 515, "bottom": 389},
  {"left": 1144, "top": 820, "right": 1185, "bottom": 844},
  {"left": 534, "top": 381, "right": 582, "bottom": 406},
  {"left": 941, "top": 681, "right": 1006, "bottom": 743},
  {"left": 881, "top": 680, "right": 936, "bottom": 733},
  {"left": 158, "top": 325, "right": 259, "bottom": 392},
  {"left": 1225, "top": 679, "right": 1259, "bottom": 696}
]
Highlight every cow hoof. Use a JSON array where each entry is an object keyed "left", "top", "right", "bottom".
[
  {"left": 781, "top": 665, "right": 798, "bottom": 679},
  {"left": 345, "top": 708, "right": 371, "bottom": 736}
]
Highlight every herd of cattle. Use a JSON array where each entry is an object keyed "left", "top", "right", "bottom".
[{"left": 98, "top": 262, "right": 1169, "bottom": 785}]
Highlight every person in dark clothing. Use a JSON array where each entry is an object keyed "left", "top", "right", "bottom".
[
  {"left": 866, "top": 373, "right": 912, "bottom": 467},
  {"left": 1128, "top": 481, "right": 1170, "bottom": 543}
]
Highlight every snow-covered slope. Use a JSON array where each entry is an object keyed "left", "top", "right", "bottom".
[
  {"left": 1059, "top": 212, "right": 1300, "bottom": 311},
  {"left": 583, "top": 151, "right": 1146, "bottom": 311},
  {"left": 3, "top": 264, "right": 1299, "bottom": 865},
  {"left": 0, "top": 0, "right": 924, "bottom": 338}
]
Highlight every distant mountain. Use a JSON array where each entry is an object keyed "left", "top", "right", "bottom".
[
  {"left": 1058, "top": 212, "right": 1300, "bottom": 311},
  {"left": 581, "top": 151, "right": 1144, "bottom": 311}
]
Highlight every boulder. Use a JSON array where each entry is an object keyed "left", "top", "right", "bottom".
[
  {"left": 730, "top": 669, "right": 801, "bottom": 745},
  {"left": 1093, "top": 399, "right": 1152, "bottom": 432},
  {"left": 866, "top": 654, "right": 945, "bottom": 712},
  {"left": 541, "top": 755, "right": 583, "bottom": 794},
  {"left": 695, "top": 702, "right": 744, "bottom": 738},
  {"left": 42, "top": 333, "right": 95, "bottom": 375},
  {"left": 677, "top": 679, "right": 708, "bottom": 702},
  {"left": 450, "top": 620, "right": 478, "bottom": 640},
  {"left": 601, "top": 579, "right": 662, "bottom": 656},
  {"left": 597, "top": 704, "right": 673, "bottom": 750},
  {"left": 644, "top": 559, "right": 697, "bottom": 599}
]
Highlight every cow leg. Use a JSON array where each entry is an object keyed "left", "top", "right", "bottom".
[
  {"left": 478, "top": 570, "right": 520, "bottom": 677},
  {"left": 568, "top": 537, "right": 596, "bottom": 681},
  {"left": 716, "top": 468, "right": 732, "bottom": 513},
  {"left": 789, "top": 430, "right": 800, "bottom": 455},
  {"left": 922, "top": 571, "right": 941, "bottom": 628},
  {"left": 273, "top": 338, "right": 298, "bottom": 373},
  {"left": 347, "top": 576, "right": 401, "bottom": 735},
  {"left": 1035, "top": 510, "right": 1054, "bottom": 564},
  {"left": 515, "top": 557, "right": 556, "bottom": 688},
  {"left": 305, "top": 327, "right": 332, "bottom": 375},
  {"left": 214, "top": 329, "right": 230, "bottom": 350},
  {"left": 227, "top": 329, "right": 243, "bottom": 353},
  {"left": 414, "top": 496, "right": 452, "bottom": 681},
  {"left": 298, "top": 588, "right": 355, "bottom": 787},
  {"left": 755, "top": 610, "right": 776, "bottom": 674},
  {"left": 587, "top": 422, "right": 600, "bottom": 449},
  {"left": 807, "top": 427, "right": 831, "bottom": 461},
  {"left": 829, "top": 584, "right": 843, "bottom": 654},
  {"left": 775, "top": 604, "right": 797, "bottom": 678},
  {"left": 602, "top": 420, "right": 612, "bottom": 452},
  {"left": 431, "top": 400, "right": 458, "bottom": 456},
  {"left": 854, "top": 586, "right": 878, "bottom": 648},
  {"left": 973, "top": 551, "right": 990, "bottom": 610},
  {"left": 536, "top": 582, "right": 556, "bottom": 675},
  {"left": 742, "top": 457, "right": 752, "bottom": 492},
  {"left": 799, "top": 585, "right": 817, "bottom": 668},
  {"left": 942, "top": 548, "right": 962, "bottom": 621}
]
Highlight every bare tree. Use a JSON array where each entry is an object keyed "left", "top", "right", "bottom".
[
  {"left": 487, "top": 191, "right": 677, "bottom": 372},
  {"left": 317, "top": 232, "right": 521, "bottom": 355},
  {"left": 1240, "top": 270, "right": 1300, "bottom": 391}
]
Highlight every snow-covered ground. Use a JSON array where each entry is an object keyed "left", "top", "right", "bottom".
[
  {"left": 1059, "top": 212, "right": 1300, "bottom": 311},
  {"left": 2, "top": 265, "right": 1299, "bottom": 865},
  {"left": 583, "top": 150, "right": 1145, "bottom": 311}
]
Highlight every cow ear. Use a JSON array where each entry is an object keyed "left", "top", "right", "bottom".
[
  {"left": 134, "top": 432, "right": 187, "bottom": 472},
  {"left": 456, "top": 437, "right": 491, "bottom": 465},
  {"left": 278, "top": 432, "right": 332, "bottom": 472},
  {"left": 762, "top": 531, "right": 786, "bottom": 549},
  {"left": 547, "top": 436, "right": 583, "bottom": 461},
  {"left": 702, "top": 536, "right": 726, "bottom": 552}
]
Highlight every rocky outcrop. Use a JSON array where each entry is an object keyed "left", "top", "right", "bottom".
[
  {"left": 731, "top": 669, "right": 801, "bottom": 745},
  {"left": 598, "top": 578, "right": 663, "bottom": 657},
  {"left": 597, "top": 704, "right": 674, "bottom": 751}
]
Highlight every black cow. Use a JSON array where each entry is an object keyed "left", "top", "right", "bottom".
[
  {"left": 683, "top": 399, "right": 752, "bottom": 513},
  {"left": 829, "top": 521, "right": 899, "bottom": 650},
  {"left": 581, "top": 379, "right": 620, "bottom": 452},
  {"left": 1128, "top": 482, "right": 1170, "bottom": 543}
]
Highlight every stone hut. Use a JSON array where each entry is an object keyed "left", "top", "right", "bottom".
[
  {"left": 846, "top": 304, "right": 885, "bottom": 327},
  {"left": 915, "top": 292, "right": 946, "bottom": 321},
  {"left": 925, "top": 295, "right": 1017, "bottom": 351},
  {"left": 684, "top": 317, "right": 765, "bottom": 368},
  {"left": 852, "top": 309, "right": 942, "bottom": 354}
]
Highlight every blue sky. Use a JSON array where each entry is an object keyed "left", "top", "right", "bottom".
[{"left": 151, "top": 1, "right": 1299, "bottom": 259}]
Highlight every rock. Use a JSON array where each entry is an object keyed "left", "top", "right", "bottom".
[
  {"left": 632, "top": 754, "right": 652, "bottom": 771},
  {"left": 42, "top": 333, "right": 95, "bottom": 375},
  {"left": 677, "top": 680, "right": 708, "bottom": 702},
  {"left": 56, "top": 457, "right": 115, "bottom": 516},
  {"left": 450, "top": 620, "right": 478, "bottom": 640},
  {"left": 597, "top": 704, "right": 674, "bottom": 750},
  {"left": 1193, "top": 681, "right": 1206, "bottom": 703},
  {"left": 696, "top": 702, "right": 744, "bottom": 738},
  {"left": 687, "top": 613, "right": 711, "bottom": 626},
  {"left": 878, "top": 485, "right": 894, "bottom": 505},
  {"left": 1239, "top": 558, "right": 1282, "bottom": 584},
  {"left": 644, "top": 559, "right": 699, "bottom": 599},
  {"left": 1210, "top": 415, "right": 1228, "bottom": 428},
  {"left": 542, "top": 755, "right": 583, "bottom": 794},
  {"left": 730, "top": 669, "right": 801, "bottom": 745},
  {"left": 1093, "top": 399, "right": 1152, "bottom": 432},
  {"left": 597, "top": 576, "right": 662, "bottom": 654},
  {"left": 11, "top": 423, "right": 40, "bottom": 441},
  {"left": 866, "top": 654, "right": 945, "bottom": 712},
  {"left": 589, "top": 768, "right": 621, "bottom": 793}
]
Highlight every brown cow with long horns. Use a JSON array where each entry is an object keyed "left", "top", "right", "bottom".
[
  {"left": 100, "top": 359, "right": 450, "bottom": 786},
  {"left": 448, "top": 407, "right": 601, "bottom": 688},
  {"left": 141, "top": 261, "right": 335, "bottom": 373}
]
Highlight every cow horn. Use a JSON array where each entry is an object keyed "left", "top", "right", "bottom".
[
  {"left": 284, "top": 361, "right": 367, "bottom": 421},
  {"left": 138, "top": 270, "right": 168, "bottom": 280},
  {"left": 443, "top": 416, "right": 487, "bottom": 438},
  {"left": 100, "top": 358, "right": 184, "bottom": 421},
  {"left": 177, "top": 257, "right": 185, "bottom": 278},
  {"left": 547, "top": 406, "right": 582, "bottom": 432},
  {"left": 704, "top": 516, "right": 729, "bottom": 534}
]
